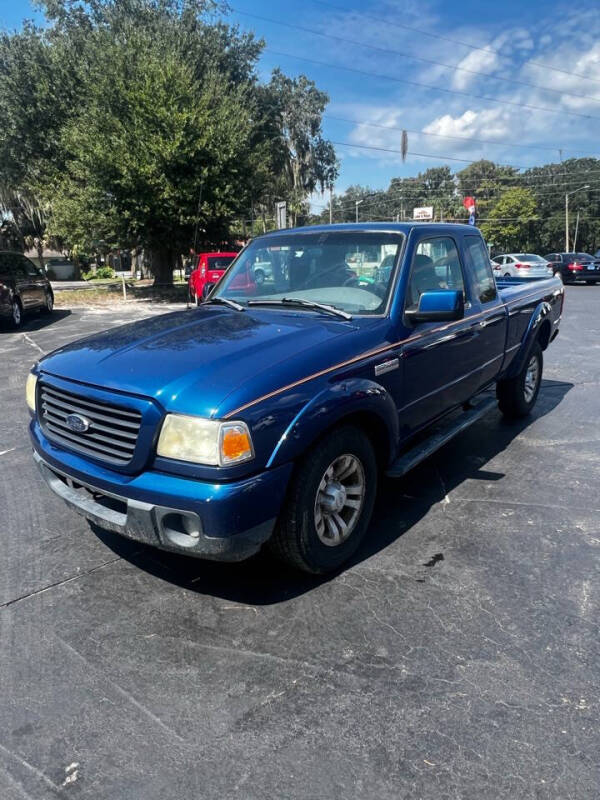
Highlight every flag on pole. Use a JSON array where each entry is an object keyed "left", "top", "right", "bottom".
[{"left": 463, "top": 196, "right": 476, "bottom": 225}]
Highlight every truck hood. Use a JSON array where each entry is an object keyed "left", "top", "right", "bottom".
[{"left": 39, "top": 306, "right": 360, "bottom": 417}]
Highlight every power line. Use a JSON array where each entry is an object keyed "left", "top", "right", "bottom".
[
  {"left": 309, "top": 0, "right": 600, "bottom": 87},
  {"left": 324, "top": 115, "right": 599, "bottom": 159},
  {"left": 330, "top": 139, "right": 527, "bottom": 167},
  {"left": 235, "top": 8, "right": 600, "bottom": 107},
  {"left": 265, "top": 49, "right": 600, "bottom": 122},
  {"left": 309, "top": 178, "right": 600, "bottom": 214},
  {"left": 252, "top": 125, "right": 600, "bottom": 177},
  {"left": 330, "top": 138, "right": 600, "bottom": 177}
]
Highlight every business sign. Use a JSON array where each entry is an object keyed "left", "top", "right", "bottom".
[
  {"left": 275, "top": 201, "right": 287, "bottom": 229},
  {"left": 413, "top": 206, "right": 433, "bottom": 220}
]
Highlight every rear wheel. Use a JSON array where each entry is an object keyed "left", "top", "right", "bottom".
[
  {"left": 503, "top": 272, "right": 511, "bottom": 278},
  {"left": 497, "top": 342, "right": 543, "bottom": 419},
  {"left": 585, "top": 280, "right": 596, "bottom": 285},
  {"left": 268, "top": 426, "right": 377, "bottom": 573}
]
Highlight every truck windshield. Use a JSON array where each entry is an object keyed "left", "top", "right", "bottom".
[{"left": 213, "top": 231, "right": 405, "bottom": 315}]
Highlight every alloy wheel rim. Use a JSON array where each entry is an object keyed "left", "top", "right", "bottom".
[
  {"left": 314, "top": 453, "right": 365, "bottom": 547},
  {"left": 524, "top": 354, "right": 540, "bottom": 402},
  {"left": 47, "top": 293, "right": 53, "bottom": 311},
  {"left": 12, "top": 302, "right": 21, "bottom": 324}
]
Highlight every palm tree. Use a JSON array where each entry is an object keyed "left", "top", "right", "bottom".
[{"left": 0, "top": 183, "right": 48, "bottom": 265}]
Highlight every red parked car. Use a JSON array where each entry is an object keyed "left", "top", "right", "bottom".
[{"left": 188, "top": 252, "right": 238, "bottom": 304}]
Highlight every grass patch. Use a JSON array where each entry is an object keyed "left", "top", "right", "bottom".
[{"left": 54, "top": 282, "right": 189, "bottom": 306}]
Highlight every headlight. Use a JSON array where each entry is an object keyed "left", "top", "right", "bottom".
[
  {"left": 26, "top": 372, "right": 38, "bottom": 412},
  {"left": 157, "top": 415, "right": 254, "bottom": 466}
]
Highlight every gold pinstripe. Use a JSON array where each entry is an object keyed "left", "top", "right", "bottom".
[{"left": 223, "top": 287, "right": 559, "bottom": 419}]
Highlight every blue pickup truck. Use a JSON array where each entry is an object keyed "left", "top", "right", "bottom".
[{"left": 27, "top": 223, "right": 564, "bottom": 573}]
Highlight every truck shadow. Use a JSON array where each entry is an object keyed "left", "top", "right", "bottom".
[{"left": 94, "top": 378, "right": 573, "bottom": 604}]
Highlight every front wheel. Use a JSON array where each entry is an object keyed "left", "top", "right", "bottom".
[
  {"left": 268, "top": 426, "right": 377, "bottom": 573},
  {"left": 497, "top": 342, "right": 543, "bottom": 419},
  {"left": 41, "top": 290, "right": 54, "bottom": 314},
  {"left": 10, "top": 299, "right": 23, "bottom": 329}
]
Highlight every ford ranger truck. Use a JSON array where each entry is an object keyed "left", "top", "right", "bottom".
[{"left": 28, "top": 224, "right": 563, "bottom": 574}]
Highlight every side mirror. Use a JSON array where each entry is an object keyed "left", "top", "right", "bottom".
[
  {"left": 201, "top": 282, "right": 216, "bottom": 300},
  {"left": 405, "top": 289, "right": 464, "bottom": 323}
]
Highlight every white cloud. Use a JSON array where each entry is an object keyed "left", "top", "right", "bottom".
[
  {"left": 451, "top": 49, "right": 499, "bottom": 90},
  {"left": 423, "top": 108, "right": 512, "bottom": 145},
  {"left": 310, "top": 4, "right": 600, "bottom": 180}
]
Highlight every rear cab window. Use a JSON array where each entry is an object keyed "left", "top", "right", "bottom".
[
  {"left": 0, "top": 253, "right": 14, "bottom": 277},
  {"left": 208, "top": 256, "right": 235, "bottom": 270},
  {"left": 464, "top": 235, "right": 497, "bottom": 304}
]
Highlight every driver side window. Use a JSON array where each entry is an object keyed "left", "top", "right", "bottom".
[{"left": 406, "top": 237, "right": 465, "bottom": 311}]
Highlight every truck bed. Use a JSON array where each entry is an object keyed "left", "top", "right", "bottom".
[{"left": 496, "top": 274, "right": 562, "bottom": 302}]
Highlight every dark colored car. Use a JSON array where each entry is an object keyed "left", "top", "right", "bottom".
[
  {"left": 0, "top": 252, "right": 54, "bottom": 329},
  {"left": 544, "top": 252, "right": 600, "bottom": 284}
]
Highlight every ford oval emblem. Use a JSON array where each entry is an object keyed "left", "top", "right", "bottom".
[{"left": 65, "top": 413, "right": 91, "bottom": 433}]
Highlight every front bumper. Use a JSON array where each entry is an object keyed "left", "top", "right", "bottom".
[{"left": 31, "top": 424, "right": 292, "bottom": 561}]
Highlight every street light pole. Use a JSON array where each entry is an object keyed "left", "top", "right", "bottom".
[
  {"left": 355, "top": 199, "right": 363, "bottom": 223},
  {"left": 565, "top": 192, "right": 568, "bottom": 253},
  {"left": 565, "top": 185, "right": 589, "bottom": 252}
]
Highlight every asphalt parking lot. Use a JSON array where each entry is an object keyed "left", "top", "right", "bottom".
[{"left": 1, "top": 289, "right": 599, "bottom": 799}]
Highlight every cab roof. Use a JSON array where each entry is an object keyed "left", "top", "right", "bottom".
[{"left": 257, "top": 222, "right": 478, "bottom": 239}]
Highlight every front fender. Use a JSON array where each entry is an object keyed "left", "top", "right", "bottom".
[
  {"left": 506, "top": 300, "right": 552, "bottom": 378},
  {"left": 266, "top": 379, "right": 399, "bottom": 469}
]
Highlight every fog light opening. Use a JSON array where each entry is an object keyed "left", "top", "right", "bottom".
[{"left": 159, "top": 511, "right": 202, "bottom": 548}]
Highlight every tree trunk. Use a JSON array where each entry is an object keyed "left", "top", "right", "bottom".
[
  {"left": 36, "top": 240, "right": 45, "bottom": 270},
  {"left": 148, "top": 245, "right": 175, "bottom": 285}
]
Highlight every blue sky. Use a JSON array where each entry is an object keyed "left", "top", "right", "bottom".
[{"left": 2, "top": 0, "right": 600, "bottom": 212}]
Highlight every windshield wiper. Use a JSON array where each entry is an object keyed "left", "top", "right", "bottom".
[
  {"left": 203, "top": 296, "right": 245, "bottom": 311},
  {"left": 247, "top": 297, "right": 352, "bottom": 320}
]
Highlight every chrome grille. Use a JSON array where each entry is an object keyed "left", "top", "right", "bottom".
[{"left": 39, "top": 383, "right": 142, "bottom": 466}]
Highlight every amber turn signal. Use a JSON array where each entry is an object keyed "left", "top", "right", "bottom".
[{"left": 220, "top": 423, "right": 253, "bottom": 465}]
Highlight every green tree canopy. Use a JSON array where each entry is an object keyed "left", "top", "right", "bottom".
[
  {"left": 480, "top": 188, "right": 538, "bottom": 252},
  {"left": 1, "top": 0, "right": 338, "bottom": 282}
]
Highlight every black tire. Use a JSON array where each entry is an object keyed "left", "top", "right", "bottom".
[
  {"left": 268, "top": 426, "right": 377, "bottom": 574},
  {"left": 254, "top": 269, "right": 265, "bottom": 286},
  {"left": 41, "top": 290, "right": 54, "bottom": 315},
  {"left": 9, "top": 298, "right": 23, "bottom": 329},
  {"left": 497, "top": 342, "right": 543, "bottom": 419},
  {"left": 503, "top": 272, "right": 511, "bottom": 278},
  {"left": 585, "top": 280, "right": 595, "bottom": 285}
]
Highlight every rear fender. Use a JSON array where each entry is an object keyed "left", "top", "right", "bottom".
[
  {"left": 506, "top": 300, "right": 552, "bottom": 378},
  {"left": 266, "top": 379, "right": 399, "bottom": 469}
]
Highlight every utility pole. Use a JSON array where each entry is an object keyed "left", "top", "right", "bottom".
[
  {"left": 565, "top": 192, "right": 568, "bottom": 252},
  {"left": 355, "top": 199, "right": 363, "bottom": 223},
  {"left": 329, "top": 186, "right": 333, "bottom": 225},
  {"left": 565, "top": 185, "right": 589, "bottom": 252},
  {"left": 573, "top": 211, "right": 580, "bottom": 252}
]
